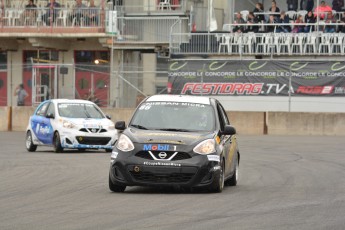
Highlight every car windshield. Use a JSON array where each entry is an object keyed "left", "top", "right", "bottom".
[
  {"left": 130, "top": 101, "right": 215, "bottom": 132},
  {"left": 58, "top": 103, "right": 105, "bottom": 119}
]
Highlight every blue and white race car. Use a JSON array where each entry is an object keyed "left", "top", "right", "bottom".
[{"left": 26, "top": 99, "right": 118, "bottom": 153}]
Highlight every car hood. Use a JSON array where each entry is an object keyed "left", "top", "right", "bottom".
[{"left": 123, "top": 128, "right": 216, "bottom": 146}]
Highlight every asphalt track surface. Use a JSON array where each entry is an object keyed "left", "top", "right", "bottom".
[{"left": 0, "top": 132, "right": 345, "bottom": 230}]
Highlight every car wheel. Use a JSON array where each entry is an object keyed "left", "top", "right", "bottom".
[
  {"left": 226, "top": 157, "right": 239, "bottom": 186},
  {"left": 26, "top": 131, "right": 37, "bottom": 152},
  {"left": 53, "top": 132, "right": 64, "bottom": 153},
  {"left": 209, "top": 160, "right": 224, "bottom": 193},
  {"left": 109, "top": 175, "right": 126, "bottom": 192}
]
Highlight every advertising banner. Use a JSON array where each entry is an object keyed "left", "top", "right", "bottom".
[{"left": 168, "top": 60, "right": 345, "bottom": 96}]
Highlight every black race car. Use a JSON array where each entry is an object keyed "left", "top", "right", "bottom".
[{"left": 109, "top": 95, "right": 240, "bottom": 193}]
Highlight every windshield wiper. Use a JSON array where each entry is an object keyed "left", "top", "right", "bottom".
[
  {"left": 130, "top": 124, "right": 148, "bottom": 130},
  {"left": 157, "top": 128, "right": 192, "bottom": 132},
  {"left": 83, "top": 104, "right": 91, "bottom": 118}
]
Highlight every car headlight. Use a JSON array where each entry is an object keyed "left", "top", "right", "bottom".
[
  {"left": 116, "top": 134, "right": 134, "bottom": 152},
  {"left": 193, "top": 139, "right": 216, "bottom": 155},
  {"left": 62, "top": 120, "right": 75, "bottom": 129}
]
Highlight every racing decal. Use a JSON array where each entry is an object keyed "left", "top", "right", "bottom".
[
  {"left": 143, "top": 144, "right": 175, "bottom": 151},
  {"left": 143, "top": 102, "right": 206, "bottom": 107},
  {"left": 143, "top": 162, "right": 181, "bottom": 167},
  {"left": 145, "top": 140, "right": 185, "bottom": 145},
  {"left": 32, "top": 117, "right": 54, "bottom": 144},
  {"left": 207, "top": 155, "right": 220, "bottom": 162}
]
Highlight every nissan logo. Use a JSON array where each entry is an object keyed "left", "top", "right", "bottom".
[{"left": 158, "top": 152, "right": 167, "bottom": 159}]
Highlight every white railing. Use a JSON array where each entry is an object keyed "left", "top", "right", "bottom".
[{"left": 170, "top": 23, "right": 345, "bottom": 56}]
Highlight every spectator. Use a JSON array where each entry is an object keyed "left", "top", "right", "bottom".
[
  {"left": 292, "top": 15, "right": 305, "bottom": 33},
  {"left": 277, "top": 11, "right": 291, "bottom": 32},
  {"left": 70, "top": 0, "right": 87, "bottom": 26},
  {"left": 287, "top": 0, "right": 298, "bottom": 11},
  {"left": 304, "top": 10, "right": 316, "bottom": 32},
  {"left": 324, "top": 12, "right": 337, "bottom": 32},
  {"left": 232, "top": 12, "right": 246, "bottom": 33},
  {"left": 266, "top": 15, "right": 278, "bottom": 32},
  {"left": 314, "top": 1, "right": 332, "bottom": 20},
  {"left": 24, "top": 0, "right": 37, "bottom": 25},
  {"left": 14, "top": 84, "right": 28, "bottom": 106},
  {"left": 253, "top": 2, "right": 265, "bottom": 22},
  {"left": 245, "top": 12, "right": 259, "bottom": 33},
  {"left": 88, "top": 0, "right": 99, "bottom": 26},
  {"left": 332, "top": 0, "right": 344, "bottom": 19},
  {"left": 332, "top": 0, "right": 344, "bottom": 12},
  {"left": 300, "top": 0, "right": 314, "bottom": 11},
  {"left": 42, "top": 0, "right": 61, "bottom": 26},
  {"left": 269, "top": 1, "right": 280, "bottom": 20}
]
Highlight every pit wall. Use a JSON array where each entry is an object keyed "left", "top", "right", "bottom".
[{"left": 1, "top": 106, "right": 345, "bottom": 136}]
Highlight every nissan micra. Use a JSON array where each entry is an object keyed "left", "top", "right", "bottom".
[
  {"left": 26, "top": 99, "right": 117, "bottom": 153},
  {"left": 109, "top": 95, "right": 239, "bottom": 193}
]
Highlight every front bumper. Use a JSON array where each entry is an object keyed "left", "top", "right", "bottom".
[
  {"left": 109, "top": 150, "right": 221, "bottom": 188},
  {"left": 60, "top": 131, "right": 117, "bottom": 149}
]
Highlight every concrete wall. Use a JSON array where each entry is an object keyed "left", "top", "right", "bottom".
[
  {"left": 267, "top": 112, "right": 345, "bottom": 136},
  {"left": 2, "top": 107, "right": 345, "bottom": 136},
  {"left": 227, "top": 112, "right": 265, "bottom": 135},
  {"left": 11, "top": 107, "right": 36, "bottom": 131},
  {"left": 0, "top": 107, "right": 10, "bottom": 131}
]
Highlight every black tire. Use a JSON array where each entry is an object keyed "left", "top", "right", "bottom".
[
  {"left": 226, "top": 157, "right": 239, "bottom": 186},
  {"left": 208, "top": 160, "right": 224, "bottom": 193},
  {"left": 109, "top": 175, "right": 126, "bottom": 192},
  {"left": 53, "top": 132, "right": 64, "bottom": 153},
  {"left": 26, "top": 131, "right": 37, "bottom": 152}
]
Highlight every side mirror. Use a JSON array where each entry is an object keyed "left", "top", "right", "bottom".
[
  {"left": 115, "top": 121, "right": 126, "bottom": 130},
  {"left": 106, "top": 115, "right": 111, "bottom": 120},
  {"left": 223, "top": 125, "right": 236, "bottom": 135},
  {"left": 46, "top": 113, "right": 55, "bottom": 119}
]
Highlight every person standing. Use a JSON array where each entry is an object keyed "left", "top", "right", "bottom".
[
  {"left": 269, "top": 1, "right": 281, "bottom": 20},
  {"left": 287, "top": 0, "right": 298, "bottom": 11},
  {"left": 300, "top": 0, "right": 314, "bottom": 11},
  {"left": 332, "top": 0, "right": 344, "bottom": 12},
  {"left": 14, "top": 84, "right": 28, "bottom": 106},
  {"left": 253, "top": 2, "right": 265, "bottom": 22},
  {"left": 42, "top": 0, "right": 61, "bottom": 26},
  {"left": 70, "top": 0, "right": 87, "bottom": 26}
]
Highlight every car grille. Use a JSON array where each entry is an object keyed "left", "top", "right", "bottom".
[
  {"left": 79, "top": 128, "right": 107, "bottom": 133},
  {"left": 130, "top": 171, "right": 195, "bottom": 183},
  {"left": 135, "top": 151, "right": 191, "bottom": 161},
  {"left": 76, "top": 136, "right": 111, "bottom": 145}
]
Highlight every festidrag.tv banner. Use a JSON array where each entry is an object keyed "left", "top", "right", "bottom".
[{"left": 167, "top": 60, "right": 345, "bottom": 96}]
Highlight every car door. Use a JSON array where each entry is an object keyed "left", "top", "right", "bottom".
[
  {"left": 216, "top": 102, "right": 237, "bottom": 177},
  {"left": 31, "top": 101, "right": 54, "bottom": 144}
]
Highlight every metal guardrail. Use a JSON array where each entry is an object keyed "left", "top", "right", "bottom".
[
  {"left": 109, "top": 0, "right": 187, "bottom": 14},
  {"left": 0, "top": 7, "right": 103, "bottom": 27}
]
